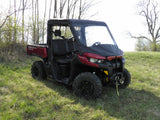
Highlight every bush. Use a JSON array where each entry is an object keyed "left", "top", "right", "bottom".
[{"left": 0, "top": 42, "right": 26, "bottom": 62}]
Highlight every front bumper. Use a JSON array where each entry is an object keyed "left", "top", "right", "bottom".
[{"left": 99, "top": 57, "right": 125, "bottom": 75}]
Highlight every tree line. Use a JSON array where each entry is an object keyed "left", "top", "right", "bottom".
[
  {"left": 0, "top": 0, "right": 93, "bottom": 54},
  {"left": 1, "top": 0, "right": 159, "bottom": 53}
]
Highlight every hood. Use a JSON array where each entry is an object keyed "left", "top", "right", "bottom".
[{"left": 80, "top": 44, "right": 122, "bottom": 57}]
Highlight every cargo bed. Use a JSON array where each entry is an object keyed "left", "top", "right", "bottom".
[{"left": 27, "top": 44, "right": 48, "bottom": 58}]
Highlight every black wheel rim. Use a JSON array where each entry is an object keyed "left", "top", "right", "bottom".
[
  {"left": 119, "top": 73, "right": 127, "bottom": 85},
  {"left": 78, "top": 81, "right": 94, "bottom": 97},
  {"left": 113, "top": 73, "right": 126, "bottom": 86},
  {"left": 118, "top": 76, "right": 125, "bottom": 85}
]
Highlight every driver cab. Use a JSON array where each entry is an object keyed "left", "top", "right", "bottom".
[
  {"left": 50, "top": 24, "right": 76, "bottom": 79},
  {"left": 52, "top": 26, "right": 75, "bottom": 56}
]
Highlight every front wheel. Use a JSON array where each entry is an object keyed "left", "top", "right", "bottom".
[
  {"left": 110, "top": 68, "right": 131, "bottom": 89},
  {"left": 73, "top": 72, "right": 102, "bottom": 99}
]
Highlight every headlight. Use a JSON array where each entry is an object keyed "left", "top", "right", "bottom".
[
  {"left": 89, "top": 58, "right": 103, "bottom": 63},
  {"left": 89, "top": 58, "right": 98, "bottom": 63}
]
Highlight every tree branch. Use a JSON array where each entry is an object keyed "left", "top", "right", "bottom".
[
  {"left": 0, "top": 7, "right": 30, "bottom": 28},
  {"left": 155, "top": 26, "right": 160, "bottom": 39},
  {"left": 129, "top": 32, "right": 152, "bottom": 43}
]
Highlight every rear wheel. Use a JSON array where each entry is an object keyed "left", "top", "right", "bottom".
[
  {"left": 73, "top": 72, "right": 102, "bottom": 99},
  {"left": 31, "top": 61, "right": 46, "bottom": 80}
]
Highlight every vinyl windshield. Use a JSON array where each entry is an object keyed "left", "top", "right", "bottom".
[{"left": 72, "top": 23, "right": 117, "bottom": 47}]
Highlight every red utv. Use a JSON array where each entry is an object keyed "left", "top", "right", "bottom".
[{"left": 27, "top": 19, "right": 131, "bottom": 99}]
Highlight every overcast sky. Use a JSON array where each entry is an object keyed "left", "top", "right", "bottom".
[{"left": 0, "top": 0, "right": 146, "bottom": 51}]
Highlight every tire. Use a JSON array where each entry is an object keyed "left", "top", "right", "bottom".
[
  {"left": 31, "top": 61, "right": 46, "bottom": 80},
  {"left": 110, "top": 68, "right": 131, "bottom": 89},
  {"left": 73, "top": 72, "right": 102, "bottom": 99}
]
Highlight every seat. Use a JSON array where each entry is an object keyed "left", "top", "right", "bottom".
[
  {"left": 52, "top": 39, "right": 73, "bottom": 64},
  {"left": 52, "top": 39, "right": 69, "bottom": 56}
]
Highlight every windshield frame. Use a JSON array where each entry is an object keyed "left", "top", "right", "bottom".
[{"left": 71, "top": 21, "right": 118, "bottom": 47}]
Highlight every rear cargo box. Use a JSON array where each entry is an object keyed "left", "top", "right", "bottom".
[{"left": 27, "top": 44, "right": 48, "bottom": 58}]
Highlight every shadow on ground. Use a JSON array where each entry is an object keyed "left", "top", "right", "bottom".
[{"left": 43, "top": 79, "right": 160, "bottom": 120}]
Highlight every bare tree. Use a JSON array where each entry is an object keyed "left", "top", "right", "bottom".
[
  {"left": 72, "top": 0, "right": 78, "bottom": 18},
  {"left": 53, "top": 0, "right": 57, "bottom": 18},
  {"left": 34, "top": 0, "right": 37, "bottom": 43},
  {"left": 78, "top": 0, "right": 93, "bottom": 19},
  {"left": 131, "top": 0, "right": 160, "bottom": 51},
  {"left": 59, "top": 0, "right": 67, "bottom": 18},
  {"left": 26, "top": 21, "right": 30, "bottom": 44},
  {"left": 13, "top": 0, "right": 17, "bottom": 43},
  {"left": 0, "top": 7, "right": 26, "bottom": 29},
  {"left": 78, "top": 0, "right": 82, "bottom": 19},
  {"left": 66, "top": 0, "right": 70, "bottom": 18},
  {"left": 0, "top": 17, "right": 2, "bottom": 42},
  {"left": 66, "top": 0, "right": 90, "bottom": 19},
  {"left": 42, "top": 0, "right": 47, "bottom": 42},
  {"left": 22, "top": 0, "right": 25, "bottom": 44},
  {"left": 8, "top": 0, "right": 12, "bottom": 44},
  {"left": 66, "top": 0, "right": 79, "bottom": 19},
  {"left": 36, "top": 0, "right": 39, "bottom": 43},
  {"left": 49, "top": 0, "right": 52, "bottom": 19},
  {"left": 32, "top": 0, "right": 36, "bottom": 43}
]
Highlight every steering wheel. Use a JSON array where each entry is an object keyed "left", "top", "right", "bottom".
[{"left": 92, "top": 42, "right": 101, "bottom": 46}]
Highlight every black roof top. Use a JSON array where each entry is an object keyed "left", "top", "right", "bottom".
[{"left": 47, "top": 19, "right": 106, "bottom": 26}]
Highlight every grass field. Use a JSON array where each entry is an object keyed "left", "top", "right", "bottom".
[{"left": 0, "top": 52, "right": 160, "bottom": 120}]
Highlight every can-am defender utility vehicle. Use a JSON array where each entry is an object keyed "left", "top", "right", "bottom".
[{"left": 27, "top": 19, "right": 131, "bottom": 99}]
